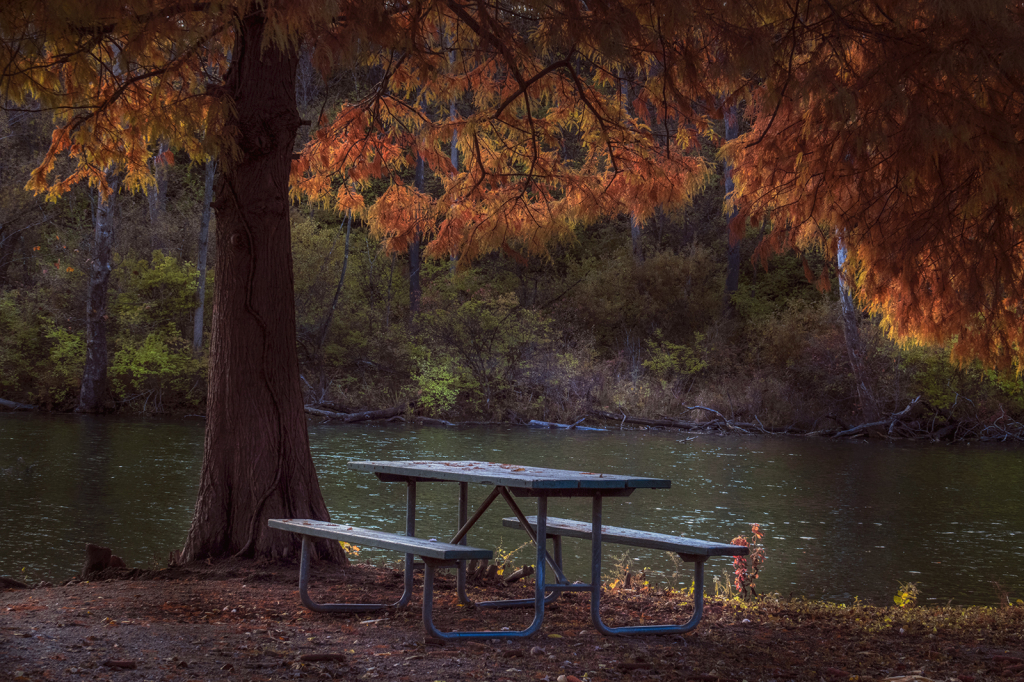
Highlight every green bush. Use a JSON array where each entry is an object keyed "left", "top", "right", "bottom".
[
  {"left": 44, "top": 322, "right": 85, "bottom": 407},
  {"left": 563, "top": 246, "right": 722, "bottom": 352},
  {"left": 111, "top": 324, "right": 204, "bottom": 410},
  {"left": 417, "top": 273, "right": 553, "bottom": 418},
  {"left": 110, "top": 251, "right": 204, "bottom": 411},
  {"left": 0, "top": 288, "right": 89, "bottom": 408},
  {"left": 0, "top": 291, "right": 43, "bottom": 395},
  {"left": 413, "top": 354, "right": 459, "bottom": 416},
  {"left": 643, "top": 330, "right": 709, "bottom": 382}
]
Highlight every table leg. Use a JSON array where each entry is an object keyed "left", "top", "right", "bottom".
[
  {"left": 469, "top": 488, "right": 564, "bottom": 610},
  {"left": 589, "top": 495, "right": 706, "bottom": 635},
  {"left": 422, "top": 496, "right": 548, "bottom": 639},
  {"left": 497, "top": 487, "right": 568, "bottom": 585},
  {"left": 457, "top": 482, "right": 471, "bottom": 604}
]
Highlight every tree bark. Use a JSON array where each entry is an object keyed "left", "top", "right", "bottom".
[
  {"left": 192, "top": 158, "right": 215, "bottom": 353},
  {"left": 178, "top": 12, "right": 344, "bottom": 565},
  {"left": 77, "top": 175, "right": 119, "bottom": 414}
]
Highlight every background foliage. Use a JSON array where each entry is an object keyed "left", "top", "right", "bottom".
[{"left": 1, "top": 60, "right": 1021, "bottom": 427}]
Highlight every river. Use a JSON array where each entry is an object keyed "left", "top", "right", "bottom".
[{"left": 1, "top": 412, "right": 1021, "bottom": 606}]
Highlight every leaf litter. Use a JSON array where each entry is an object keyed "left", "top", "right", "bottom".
[{"left": 1, "top": 558, "right": 1022, "bottom": 681}]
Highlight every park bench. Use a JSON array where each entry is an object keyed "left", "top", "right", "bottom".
[
  {"left": 268, "top": 519, "right": 492, "bottom": 621},
  {"left": 502, "top": 515, "right": 747, "bottom": 633}
]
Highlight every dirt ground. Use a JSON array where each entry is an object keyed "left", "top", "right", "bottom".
[{"left": 2, "top": 560, "right": 1023, "bottom": 682}]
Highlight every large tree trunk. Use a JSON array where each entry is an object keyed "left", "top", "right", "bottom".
[
  {"left": 77, "top": 175, "right": 119, "bottom": 414},
  {"left": 178, "top": 12, "right": 344, "bottom": 565},
  {"left": 192, "top": 158, "right": 215, "bottom": 353}
]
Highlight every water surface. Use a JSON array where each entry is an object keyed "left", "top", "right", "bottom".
[{"left": 1, "top": 412, "right": 1020, "bottom": 605}]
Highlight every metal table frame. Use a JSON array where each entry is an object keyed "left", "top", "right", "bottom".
[{"left": 348, "top": 460, "right": 706, "bottom": 639}]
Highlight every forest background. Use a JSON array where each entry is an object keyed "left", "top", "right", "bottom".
[{"left": 1, "top": 50, "right": 1022, "bottom": 435}]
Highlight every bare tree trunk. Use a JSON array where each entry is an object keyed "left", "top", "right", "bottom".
[
  {"left": 449, "top": 91, "right": 458, "bottom": 273},
  {"left": 630, "top": 212, "right": 644, "bottom": 265},
  {"left": 409, "top": 156, "right": 424, "bottom": 312},
  {"left": 192, "top": 158, "right": 216, "bottom": 353},
  {"left": 315, "top": 210, "right": 353, "bottom": 354},
  {"left": 148, "top": 140, "right": 170, "bottom": 225},
  {"left": 77, "top": 174, "right": 120, "bottom": 414},
  {"left": 616, "top": 69, "right": 646, "bottom": 266},
  {"left": 838, "top": 243, "right": 880, "bottom": 422},
  {"left": 178, "top": 12, "right": 344, "bottom": 565},
  {"left": 723, "top": 106, "right": 742, "bottom": 309}
]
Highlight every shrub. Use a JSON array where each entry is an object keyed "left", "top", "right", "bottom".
[
  {"left": 110, "top": 251, "right": 204, "bottom": 410},
  {"left": 111, "top": 324, "right": 204, "bottom": 411},
  {"left": 417, "top": 274, "right": 552, "bottom": 417}
]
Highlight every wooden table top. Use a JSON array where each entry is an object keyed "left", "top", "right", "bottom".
[{"left": 348, "top": 459, "right": 670, "bottom": 491}]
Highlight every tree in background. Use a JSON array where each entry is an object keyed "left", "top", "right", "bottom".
[{"left": 77, "top": 173, "right": 119, "bottom": 413}]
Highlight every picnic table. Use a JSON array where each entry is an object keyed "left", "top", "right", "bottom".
[{"left": 271, "top": 459, "right": 747, "bottom": 640}]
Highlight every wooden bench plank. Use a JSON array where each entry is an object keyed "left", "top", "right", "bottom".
[
  {"left": 269, "top": 519, "right": 492, "bottom": 561},
  {"left": 502, "top": 516, "right": 748, "bottom": 557}
]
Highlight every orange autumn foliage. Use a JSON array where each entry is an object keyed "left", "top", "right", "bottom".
[
  {"left": 4, "top": 0, "right": 1024, "bottom": 370},
  {"left": 725, "top": 0, "right": 1024, "bottom": 370},
  {"left": 289, "top": 5, "right": 711, "bottom": 262}
]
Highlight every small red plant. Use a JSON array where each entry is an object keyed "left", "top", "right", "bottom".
[{"left": 731, "top": 523, "right": 766, "bottom": 600}]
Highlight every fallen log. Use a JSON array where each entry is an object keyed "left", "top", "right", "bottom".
[
  {"left": 0, "top": 397, "right": 36, "bottom": 411},
  {"left": 413, "top": 416, "right": 457, "bottom": 427},
  {"left": 527, "top": 418, "right": 606, "bottom": 431},
  {"left": 305, "top": 403, "right": 407, "bottom": 423},
  {"left": 589, "top": 409, "right": 709, "bottom": 430},
  {"left": 682, "top": 404, "right": 750, "bottom": 433},
  {"left": 502, "top": 565, "right": 534, "bottom": 584},
  {"left": 833, "top": 396, "right": 921, "bottom": 438}
]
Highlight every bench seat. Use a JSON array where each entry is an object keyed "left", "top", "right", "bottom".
[
  {"left": 500, "top": 514, "right": 746, "bottom": 636},
  {"left": 501, "top": 516, "right": 748, "bottom": 560},
  {"left": 269, "top": 518, "right": 491, "bottom": 561},
  {"left": 269, "top": 518, "right": 493, "bottom": 624}
]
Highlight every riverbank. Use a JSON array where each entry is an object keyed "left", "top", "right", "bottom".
[{"left": 3, "top": 560, "right": 1023, "bottom": 682}]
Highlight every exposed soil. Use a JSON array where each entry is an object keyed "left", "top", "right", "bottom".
[{"left": 2, "top": 560, "right": 1023, "bottom": 682}]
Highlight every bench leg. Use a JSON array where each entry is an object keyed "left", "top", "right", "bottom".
[
  {"left": 589, "top": 496, "right": 707, "bottom": 636},
  {"left": 422, "top": 497, "right": 550, "bottom": 639},
  {"left": 298, "top": 535, "right": 413, "bottom": 613}
]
